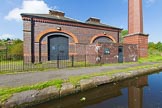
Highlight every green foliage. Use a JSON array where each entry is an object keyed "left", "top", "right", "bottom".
[
  {"left": 0, "top": 39, "right": 23, "bottom": 57},
  {"left": 148, "top": 42, "right": 162, "bottom": 56},
  {"left": 139, "top": 55, "right": 162, "bottom": 63},
  {"left": 0, "top": 79, "right": 63, "bottom": 102},
  {"left": 155, "top": 42, "right": 162, "bottom": 52},
  {"left": 120, "top": 30, "right": 128, "bottom": 43},
  {"left": 12, "top": 39, "right": 23, "bottom": 44},
  {"left": 0, "top": 40, "right": 5, "bottom": 46},
  {"left": 9, "top": 42, "right": 23, "bottom": 56},
  {"left": 121, "top": 30, "right": 128, "bottom": 37},
  {"left": 139, "top": 41, "right": 162, "bottom": 63},
  {"left": 148, "top": 42, "right": 156, "bottom": 49}
]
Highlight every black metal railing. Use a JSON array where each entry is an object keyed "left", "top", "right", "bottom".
[{"left": 0, "top": 54, "right": 100, "bottom": 72}]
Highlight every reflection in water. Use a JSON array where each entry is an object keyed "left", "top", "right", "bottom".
[
  {"left": 32, "top": 75, "right": 149, "bottom": 108},
  {"left": 128, "top": 76, "right": 148, "bottom": 108}
]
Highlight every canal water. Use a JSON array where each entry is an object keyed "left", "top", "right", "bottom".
[{"left": 33, "top": 71, "right": 162, "bottom": 108}]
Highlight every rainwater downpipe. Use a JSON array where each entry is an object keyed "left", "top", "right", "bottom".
[{"left": 31, "top": 17, "right": 35, "bottom": 63}]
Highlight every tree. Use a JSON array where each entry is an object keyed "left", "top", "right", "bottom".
[
  {"left": 121, "top": 30, "right": 128, "bottom": 37},
  {"left": 0, "top": 39, "right": 11, "bottom": 56},
  {"left": 7, "top": 39, "right": 23, "bottom": 56},
  {"left": 156, "top": 42, "right": 162, "bottom": 52},
  {"left": 148, "top": 41, "right": 162, "bottom": 56},
  {"left": 9, "top": 42, "right": 23, "bottom": 56},
  {"left": 0, "top": 39, "right": 6, "bottom": 46},
  {"left": 0, "top": 39, "right": 23, "bottom": 59},
  {"left": 12, "top": 39, "right": 23, "bottom": 44},
  {"left": 148, "top": 42, "right": 156, "bottom": 50},
  {"left": 120, "top": 30, "right": 128, "bottom": 43}
]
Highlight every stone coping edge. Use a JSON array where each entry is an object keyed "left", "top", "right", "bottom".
[{"left": 1, "top": 65, "right": 162, "bottom": 108}]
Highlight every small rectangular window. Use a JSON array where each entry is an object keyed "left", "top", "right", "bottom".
[{"left": 104, "top": 48, "right": 110, "bottom": 55}]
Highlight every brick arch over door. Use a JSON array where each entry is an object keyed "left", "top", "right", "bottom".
[
  {"left": 36, "top": 28, "right": 78, "bottom": 62},
  {"left": 35, "top": 28, "right": 79, "bottom": 43},
  {"left": 90, "top": 34, "right": 116, "bottom": 44}
]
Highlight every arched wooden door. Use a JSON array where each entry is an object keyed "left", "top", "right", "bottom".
[{"left": 48, "top": 35, "right": 69, "bottom": 60}]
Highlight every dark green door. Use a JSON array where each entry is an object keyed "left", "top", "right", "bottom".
[
  {"left": 118, "top": 46, "right": 123, "bottom": 63},
  {"left": 48, "top": 35, "right": 69, "bottom": 60}
]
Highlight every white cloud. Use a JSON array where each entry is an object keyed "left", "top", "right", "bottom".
[
  {"left": 5, "top": 0, "right": 53, "bottom": 21},
  {"left": 0, "top": 34, "right": 14, "bottom": 39}
]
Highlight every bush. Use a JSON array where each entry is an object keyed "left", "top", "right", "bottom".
[{"left": 9, "top": 43, "right": 23, "bottom": 56}]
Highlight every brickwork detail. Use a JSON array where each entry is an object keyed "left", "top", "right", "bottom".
[
  {"left": 98, "top": 43, "right": 138, "bottom": 63},
  {"left": 128, "top": 0, "right": 143, "bottom": 34},
  {"left": 35, "top": 28, "right": 79, "bottom": 43},
  {"left": 65, "top": 43, "right": 138, "bottom": 64},
  {"left": 124, "top": 34, "right": 148, "bottom": 57},
  {"left": 22, "top": 16, "right": 121, "bottom": 62},
  {"left": 90, "top": 33, "right": 116, "bottom": 43},
  {"left": 68, "top": 43, "right": 138, "bottom": 64}
]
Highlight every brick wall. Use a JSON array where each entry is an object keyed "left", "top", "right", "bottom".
[
  {"left": 23, "top": 20, "right": 32, "bottom": 57},
  {"left": 123, "top": 33, "right": 148, "bottom": 58},
  {"left": 72, "top": 43, "right": 138, "bottom": 64},
  {"left": 22, "top": 17, "right": 121, "bottom": 63},
  {"left": 34, "top": 22, "right": 119, "bottom": 44},
  {"left": 97, "top": 43, "right": 138, "bottom": 63}
]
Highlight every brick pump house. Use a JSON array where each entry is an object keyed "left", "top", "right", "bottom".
[{"left": 21, "top": 0, "right": 148, "bottom": 64}]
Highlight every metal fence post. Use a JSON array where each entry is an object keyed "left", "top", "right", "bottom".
[
  {"left": 71, "top": 55, "right": 74, "bottom": 67},
  {"left": 85, "top": 54, "right": 86, "bottom": 67},
  {"left": 23, "top": 56, "right": 25, "bottom": 71},
  {"left": 0, "top": 56, "right": 1, "bottom": 72},
  {"left": 57, "top": 54, "right": 59, "bottom": 68}
]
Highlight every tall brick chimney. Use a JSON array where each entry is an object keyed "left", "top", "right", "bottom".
[
  {"left": 128, "top": 0, "right": 143, "bottom": 34},
  {"left": 124, "top": 0, "right": 148, "bottom": 58}
]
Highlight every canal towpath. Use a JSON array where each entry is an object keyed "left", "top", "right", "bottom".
[{"left": 0, "top": 62, "right": 160, "bottom": 88}]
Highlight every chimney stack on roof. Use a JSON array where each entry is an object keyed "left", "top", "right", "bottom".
[
  {"left": 86, "top": 17, "right": 100, "bottom": 23},
  {"left": 49, "top": 10, "right": 65, "bottom": 17}
]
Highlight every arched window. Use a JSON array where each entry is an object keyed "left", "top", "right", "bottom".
[{"left": 93, "top": 36, "right": 114, "bottom": 43}]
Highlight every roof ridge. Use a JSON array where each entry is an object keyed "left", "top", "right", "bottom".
[{"left": 21, "top": 13, "right": 122, "bottom": 30}]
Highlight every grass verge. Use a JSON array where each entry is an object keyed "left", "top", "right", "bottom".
[
  {"left": 138, "top": 55, "right": 162, "bottom": 63},
  {"left": 0, "top": 79, "right": 63, "bottom": 103},
  {"left": 0, "top": 62, "right": 162, "bottom": 104},
  {"left": 68, "top": 64, "right": 161, "bottom": 85}
]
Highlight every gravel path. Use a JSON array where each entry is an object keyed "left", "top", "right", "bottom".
[{"left": 0, "top": 62, "right": 158, "bottom": 87}]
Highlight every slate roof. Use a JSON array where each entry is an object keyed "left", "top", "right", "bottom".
[{"left": 21, "top": 13, "right": 122, "bottom": 30}]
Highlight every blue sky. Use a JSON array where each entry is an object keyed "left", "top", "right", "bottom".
[{"left": 0, "top": 0, "right": 161, "bottom": 42}]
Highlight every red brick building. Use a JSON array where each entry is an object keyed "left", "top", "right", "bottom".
[{"left": 21, "top": 10, "right": 139, "bottom": 64}]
